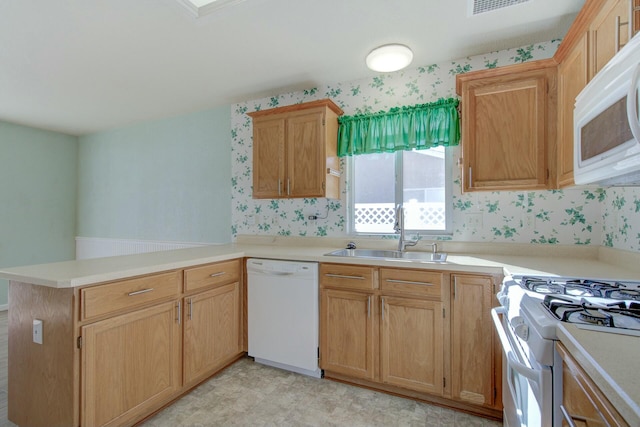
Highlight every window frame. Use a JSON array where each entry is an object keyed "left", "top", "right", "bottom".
[{"left": 347, "top": 148, "right": 453, "bottom": 236}]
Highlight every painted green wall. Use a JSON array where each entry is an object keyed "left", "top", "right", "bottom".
[
  {"left": 0, "top": 121, "right": 78, "bottom": 306},
  {"left": 77, "top": 106, "right": 232, "bottom": 243}
]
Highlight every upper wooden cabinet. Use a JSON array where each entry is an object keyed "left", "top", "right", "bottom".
[
  {"left": 456, "top": 60, "right": 557, "bottom": 192},
  {"left": 248, "top": 99, "right": 343, "bottom": 199},
  {"left": 591, "top": 0, "right": 633, "bottom": 76},
  {"left": 553, "top": 0, "right": 636, "bottom": 187},
  {"left": 557, "top": 33, "right": 589, "bottom": 187}
]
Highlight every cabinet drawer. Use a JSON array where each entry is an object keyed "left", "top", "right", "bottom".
[
  {"left": 380, "top": 268, "right": 442, "bottom": 298},
  {"left": 81, "top": 271, "right": 181, "bottom": 321},
  {"left": 320, "top": 263, "right": 376, "bottom": 291},
  {"left": 184, "top": 259, "right": 241, "bottom": 293}
]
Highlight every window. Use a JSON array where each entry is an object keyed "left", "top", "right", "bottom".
[{"left": 350, "top": 147, "right": 452, "bottom": 234}]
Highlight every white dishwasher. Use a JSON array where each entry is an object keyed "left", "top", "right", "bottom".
[{"left": 247, "top": 258, "right": 321, "bottom": 378}]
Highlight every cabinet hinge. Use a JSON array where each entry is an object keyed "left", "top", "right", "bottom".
[
  {"left": 546, "top": 169, "right": 550, "bottom": 180},
  {"left": 442, "top": 307, "right": 445, "bottom": 318},
  {"left": 322, "top": 182, "right": 325, "bottom": 190},
  {"left": 443, "top": 377, "right": 446, "bottom": 388},
  {"left": 322, "top": 118, "right": 326, "bottom": 126},
  {"left": 77, "top": 336, "right": 82, "bottom": 349}
]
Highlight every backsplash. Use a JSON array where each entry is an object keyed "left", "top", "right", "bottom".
[{"left": 230, "top": 40, "right": 640, "bottom": 252}]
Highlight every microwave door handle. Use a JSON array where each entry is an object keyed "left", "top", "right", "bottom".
[
  {"left": 491, "top": 308, "right": 542, "bottom": 384},
  {"left": 627, "top": 63, "right": 640, "bottom": 142}
]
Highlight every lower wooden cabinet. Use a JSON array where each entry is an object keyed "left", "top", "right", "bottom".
[
  {"left": 557, "top": 342, "right": 628, "bottom": 427},
  {"left": 320, "top": 288, "right": 377, "bottom": 380},
  {"left": 450, "top": 274, "right": 498, "bottom": 408},
  {"left": 320, "top": 264, "right": 502, "bottom": 418},
  {"left": 8, "top": 259, "right": 244, "bottom": 427},
  {"left": 380, "top": 296, "right": 443, "bottom": 395},
  {"left": 183, "top": 282, "right": 242, "bottom": 387},
  {"left": 81, "top": 301, "right": 183, "bottom": 427}
]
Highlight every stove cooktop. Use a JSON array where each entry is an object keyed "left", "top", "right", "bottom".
[{"left": 519, "top": 276, "right": 640, "bottom": 300}]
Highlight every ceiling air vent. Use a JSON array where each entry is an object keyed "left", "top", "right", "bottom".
[{"left": 471, "top": 0, "right": 531, "bottom": 15}]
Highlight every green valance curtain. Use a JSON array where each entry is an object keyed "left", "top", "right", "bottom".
[{"left": 337, "top": 98, "right": 460, "bottom": 157}]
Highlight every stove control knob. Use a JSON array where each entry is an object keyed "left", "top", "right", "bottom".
[
  {"left": 514, "top": 324, "right": 529, "bottom": 341},
  {"left": 511, "top": 316, "right": 524, "bottom": 326}
]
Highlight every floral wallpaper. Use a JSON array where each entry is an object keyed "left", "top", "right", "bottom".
[{"left": 230, "top": 40, "right": 640, "bottom": 253}]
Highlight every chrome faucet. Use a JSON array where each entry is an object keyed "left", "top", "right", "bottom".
[{"left": 394, "top": 204, "right": 419, "bottom": 252}]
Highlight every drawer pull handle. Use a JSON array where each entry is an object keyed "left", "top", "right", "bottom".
[
  {"left": 386, "top": 279, "right": 434, "bottom": 286},
  {"left": 325, "top": 273, "right": 365, "bottom": 280},
  {"left": 127, "top": 288, "right": 154, "bottom": 296},
  {"left": 210, "top": 272, "right": 225, "bottom": 278}
]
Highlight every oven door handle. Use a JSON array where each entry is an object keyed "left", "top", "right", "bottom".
[{"left": 491, "top": 307, "right": 541, "bottom": 383}]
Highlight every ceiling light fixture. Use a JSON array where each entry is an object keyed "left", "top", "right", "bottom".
[
  {"left": 177, "top": 0, "right": 247, "bottom": 18},
  {"left": 366, "top": 44, "right": 414, "bottom": 73}
]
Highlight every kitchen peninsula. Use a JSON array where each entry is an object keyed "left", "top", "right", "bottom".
[{"left": 1, "top": 239, "right": 640, "bottom": 426}]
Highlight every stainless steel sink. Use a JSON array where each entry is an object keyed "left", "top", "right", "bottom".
[{"left": 325, "top": 248, "right": 447, "bottom": 262}]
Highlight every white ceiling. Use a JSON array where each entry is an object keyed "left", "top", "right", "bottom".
[{"left": 0, "top": 0, "right": 585, "bottom": 136}]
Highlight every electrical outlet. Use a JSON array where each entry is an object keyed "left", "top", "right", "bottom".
[
  {"left": 524, "top": 213, "right": 536, "bottom": 228},
  {"left": 33, "top": 319, "right": 43, "bottom": 345},
  {"left": 466, "top": 212, "right": 483, "bottom": 228}
]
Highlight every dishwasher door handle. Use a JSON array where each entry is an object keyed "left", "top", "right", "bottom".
[{"left": 252, "top": 270, "right": 295, "bottom": 276}]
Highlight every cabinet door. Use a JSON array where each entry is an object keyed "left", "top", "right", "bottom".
[
  {"left": 461, "top": 66, "right": 554, "bottom": 191},
  {"left": 81, "top": 301, "right": 182, "bottom": 427},
  {"left": 320, "top": 289, "right": 376, "bottom": 380},
  {"left": 253, "top": 116, "right": 285, "bottom": 198},
  {"left": 591, "top": 0, "right": 632, "bottom": 76},
  {"left": 184, "top": 282, "right": 242, "bottom": 387},
  {"left": 380, "top": 296, "right": 443, "bottom": 395},
  {"left": 287, "top": 110, "right": 325, "bottom": 198},
  {"left": 450, "top": 274, "right": 495, "bottom": 407},
  {"left": 557, "top": 343, "right": 627, "bottom": 427},
  {"left": 558, "top": 32, "right": 589, "bottom": 187}
]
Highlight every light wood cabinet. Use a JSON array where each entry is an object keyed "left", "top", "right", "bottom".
[
  {"left": 183, "top": 282, "right": 242, "bottom": 388},
  {"left": 81, "top": 301, "right": 182, "bottom": 427},
  {"left": 320, "top": 263, "right": 501, "bottom": 419},
  {"left": 590, "top": 0, "right": 633, "bottom": 77},
  {"left": 248, "top": 99, "right": 343, "bottom": 199},
  {"left": 553, "top": 0, "right": 635, "bottom": 187},
  {"left": 456, "top": 60, "right": 557, "bottom": 192},
  {"left": 321, "top": 288, "right": 377, "bottom": 380},
  {"left": 380, "top": 296, "right": 443, "bottom": 395},
  {"left": 450, "top": 274, "right": 498, "bottom": 408},
  {"left": 8, "top": 259, "right": 244, "bottom": 427},
  {"left": 557, "top": 342, "right": 628, "bottom": 427},
  {"left": 557, "top": 32, "right": 589, "bottom": 188}
]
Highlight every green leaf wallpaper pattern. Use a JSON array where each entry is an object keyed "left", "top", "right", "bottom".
[{"left": 229, "top": 40, "right": 640, "bottom": 253}]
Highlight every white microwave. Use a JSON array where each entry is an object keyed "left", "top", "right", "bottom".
[{"left": 574, "top": 32, "right": 640, "bottom": 186}]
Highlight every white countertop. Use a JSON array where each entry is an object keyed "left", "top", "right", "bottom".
[
  {"left": 2, "top": 241, "right": 640, "bottom": 288},
  {"left": 557, "top": 324, "right": 640, "bottom": 426}
]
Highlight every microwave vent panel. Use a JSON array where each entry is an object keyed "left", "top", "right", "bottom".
[{"left": 471, "top": 0, "right": 531, "bottom": 15}]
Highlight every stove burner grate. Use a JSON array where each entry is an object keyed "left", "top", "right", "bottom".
[
  {"left": 542, "top": 295, "right": 640, "bottom": 330},
  {"left": 579, "top": 309, "right": 613, "bottom": 326}
]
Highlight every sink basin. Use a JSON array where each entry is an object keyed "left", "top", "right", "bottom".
[{"left": 325, "top": 249, "right": 447, "bottom": 263}]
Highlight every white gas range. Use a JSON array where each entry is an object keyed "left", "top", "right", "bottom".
[{"left": 493, "top": 275, "right": 640, "bottom": 427}]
